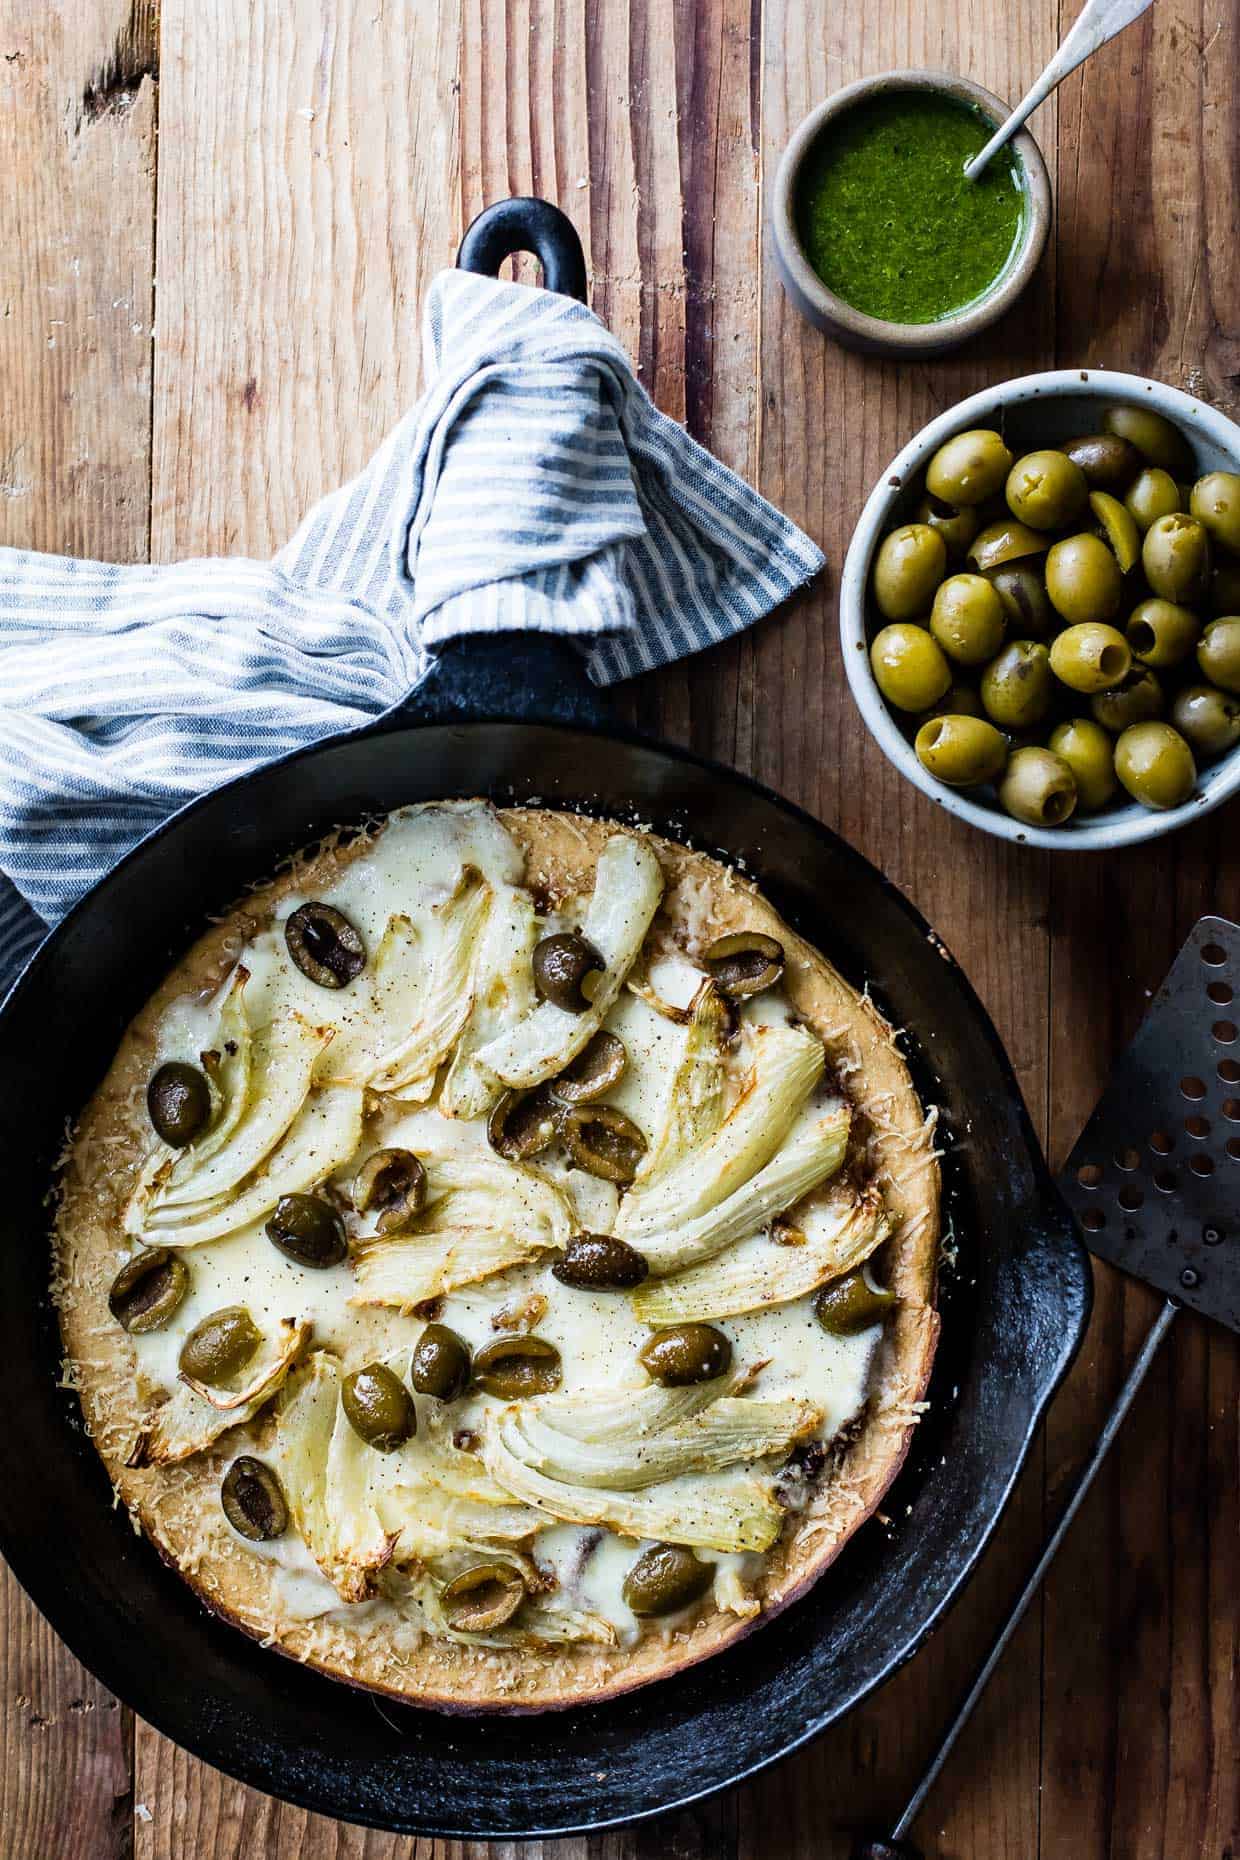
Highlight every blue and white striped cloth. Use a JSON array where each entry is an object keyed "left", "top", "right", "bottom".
[{"left": 0, "top": 268, "right": 823, "bottom": 990}]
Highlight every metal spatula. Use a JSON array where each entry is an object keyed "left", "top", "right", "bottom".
[{"left": 854, "top": 914, "right": 1240, "bottom": 1860}]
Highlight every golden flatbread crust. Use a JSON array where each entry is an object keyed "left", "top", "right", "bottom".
[{"left": 54, "top": 807, "right": 940, "bottom": 1712}]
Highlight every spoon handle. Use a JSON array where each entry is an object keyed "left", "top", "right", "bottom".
[{"left": 964, "top": 0, "right": 1156, "bottom": 179}]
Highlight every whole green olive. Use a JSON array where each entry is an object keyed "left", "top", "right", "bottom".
[
  {"left": 922, "top": 681, "right": 985, "bottom": 723},
  {"left": 814, "top": 1269, "right": 897, "bottom": 1335},
  {"left": 1171, "top": 684, "right": 1240, "bottom": 758},
  {"left": 553, "top": 1232, "right": 650, "bottom": 1291},
  {"left": 108, "top": 1247, "right": 189, "bottom": 1334},
  {"left": 1209, "top": 557, "right": 1240, "bottom": 617},
  {"left": 1045, "top": 534, "right": 1123, "bottom": 624},
  {"left": 343, "top": 1362, "right": 417, "bottom": 1451},
  {"left": 473, "top": 1334, "right": 563, "bottom": 1399},
  {"left": 1197, "top": 616, "right": 1240, "bottom": 694},
  {"left": 986, "top": 562, "right": 1055, "bottom": 637},
  {"left": 1114, "top": 721, "right": 1197, "bottom": 810},
  {"left": 1103, "top": 404, "right": 1194, "bottom": 477},
  {"left": 532, "top": 931, "right": 604, "bottom": 1012},
  {"left": 562, "top": 1103, "right": 647, "bottom": 1184},
  {"left": 622, "top": 1543, "right": 714, "bottom": 1618},
  {"left": 179, "top": 1306, "right": 261, "bottom": 1386},
  {"left": 980, "top": 641, "right": 1054, "bottom": 730},
  {"left": 967, "top": 519, "right": 1050, "bottom": 575},
  {"left": 914, "top": 715, "right": 1008, "bottom": 787},
  {"left": 441, "top": 1561, "right": 526, "bottom": 1632},
  {"left": 1189, "top": 472, "right": 1240, "bottom": 552},
  {"left": 869, "top": 623, "right": 951, "bottom": 712},
  {"left": 1089, "top": 490, "right": 1141, "bottom": 574},
  {"left": 1124, "top": 467, "right": 1184, "bottom": 533},
  {"left": 998, "top": 747, "right": 1078, "bottom": 828},
  {"left": 639, "top": 1323, "right": 732, "bottom": 1387},
  {"left": 872, "top": 524, "right": 948, "bottom": 620},
  {"left": 550, "top": 1030, "right": 627, "bottom": 1103},
  {"left": 929, "top": 574, "right": 1006, "bottom": 665},
  {"left": 1091, "top": 667, "right": 1165, "bottom": 733},
  {"left": 1048, "top": 622, "right": 1131, "bottom": 694},
  {"left": 704, "top": 932, "right": 785, "bottom": 998},
  {"left": 1062, "top": 432, "right": 1143, "bottom": 491},
  {"left": 147, "top": 1061, "right": 212, "bottom": 1148},
  {"left": 1048, "top": 719, "right": 1118, "bottom": 812},
  {"left": 220, "top": 1456, "right": 289, "bottom": 1541},
  {"left": 352, "top": 1148, "right": 427, "bottom": 1234},
  {"left": 1125, "top": 598, "right": 1200, "bottom": 669},
  {"left": 925, "top": 429, "right": 1014, "bottom": 506},
  {"left": 411, "top": 1323, "right": 472, "bottom": 1400},
  {"left": 914, "top": 493, "right": 981, "bottom": 559},
  {"left": 1142, "top": 513, "right": 1211, "bottom": 604},
  {"left": 284, "top": 901, "right": 365, "bottom": 989},
  {"left": 1005, "top": 449, "right": 1088, "bottom": 531},
  {"left": 265, "top": 1193, "right": 348, "bottom": 1269}
]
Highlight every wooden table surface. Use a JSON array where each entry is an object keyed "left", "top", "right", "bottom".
[{"left": 1, "top": 3, "right": 1237, "bottom": 1856}]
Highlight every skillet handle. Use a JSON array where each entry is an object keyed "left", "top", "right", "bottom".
[{"left": 398, "top": 196, "right": 606, "bottom": 728}]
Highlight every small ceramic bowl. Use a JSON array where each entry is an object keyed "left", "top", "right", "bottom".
[
  {"left": 771, "top": 69, "right": 1052, "bottom": 358},
  {"left": 841, "top": 369, "right": 1240, "bottom": 850}
]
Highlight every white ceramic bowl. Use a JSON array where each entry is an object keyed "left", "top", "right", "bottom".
[{"left": 841, "top": 370, "right": 1240, "bottom": 849}]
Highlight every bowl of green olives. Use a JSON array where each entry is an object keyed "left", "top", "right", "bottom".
[{"left": 842, "top": 372, "right": 1240, "bottom": 847}]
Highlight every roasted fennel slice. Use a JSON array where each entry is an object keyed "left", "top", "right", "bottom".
[
  {"left": 369, "top": 867, "right": 492, "bottom": 1100},
  {"left": 273, "top": 1354, "right": 398, "bottom": 1603},
  {"left": 633, "top": 1193, "right": 889, "bottom": 1322},
  {"left": 140, "top": 1086, "right": 365, "bottom": 1247},
  {"left": 637, "top": 1104, "right": 851, "bottom": 1276},
  {"left": 130, "top": 1317, "right": 309, "bottom": 1467},
  {"left": 350, "top": 1153, "right": 572, "bottom": 1308},
  {"left": 440, "top": 886, "right": 538, "bottom": 1120},
  {"left": 127, "top": 1007, "right": 331, "bottom": 1237},
  {"left": 315, "top": 914, "right": 422, "bottom": 1086},
  {"left": 486, "top": 1412, "right": 786, "bottom": 1552},
  {"left": 617, "top": 1022, "right": 825, "bottom": 1241},
  {"left": 385, "top": 1566, "right": 617, "bottom": 1650},
  {"left": 508, "top": 1393, "right": 822, "bottom": 1489},
  {"left": 471, "top": 834, "right": 664, "bottom": 1089},
  {"left": 633, "top": 979, "right": 730, "bottom": 1183}
]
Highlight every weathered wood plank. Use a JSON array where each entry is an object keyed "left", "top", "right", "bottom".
[
  {"left": 0, "top": 1, "right": 155, "bottom": 1854},
  {"left": 1043, "top": 1, "right": 1240, "bottom": 1855}
]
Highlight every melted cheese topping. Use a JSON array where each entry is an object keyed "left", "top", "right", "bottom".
[{"left": 121, "top": 802, "right": 884, "bottom": 1641}]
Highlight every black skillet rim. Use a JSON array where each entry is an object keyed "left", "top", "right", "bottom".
[{"left": 0, "top": 710, "right": 1091, "bottom": 1838}]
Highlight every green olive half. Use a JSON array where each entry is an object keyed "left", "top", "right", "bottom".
[
  {"left": 532, "top": 931, "right": 604, "bottom": 1012},
  {"left": 639, "top": 1323, "right": 732, "bottom": 1387},
  {"left": 473, "top": 1334, "right": 563, "bottom": 1399},
  {"left": 352, "top": 1148, "right": 427, "bottom": 1234},
  {"left": 1089, "top": 490, "right": 1141, "bottom": 574},
  {"left": 704, "top": 932, "right": 785, "bottom": 998},
  {"left": 284, "top": 901, "right": 365, "bottom": 988},
  {"left": 562, "top": 1104, "right": 647, "bottom": 1184},
  {"left": 966, "top": 518, "right": 1049, "bottom": 575},
  {"left": 550, "top": 1030, "right": 627, "bottom": 1103},
  {"left": 552, "top": 1232, "right": 649, "bottom": 1291},
  {"left": 441, "top": 1561, "right": 526, "bottom": 1632},
  {"left": 179, "top": 1306, "right": 261, "bottom": 1386},
  {"left": 411, "top": 1323, "right": 472, "bottom": 1401},
  {"left": 108, "top": 1247, "right": 189, "bottom": 1334},
  {"left": 622, "top": 1543, "right": 714, "bottom": 1618},
  {"left": 814, "top": 1270, "right": 897, "bottom": 1336},
  {"left": 488, "top": 1085, "right": 562, "bottom": 1161},
  {"left": 265, "top": 1193, "right": 348, "bottom": 1269},
  {"left": 221, "top": 1456, "right": 289, "bottom": 1542},
  {"left": 147, "top": 1061, "right": 212, "bottom": 1147},
  {"left": 342, "top": 1362, "right": 417, "bottom": 1451}
]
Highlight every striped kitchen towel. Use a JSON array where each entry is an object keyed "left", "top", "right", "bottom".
[{"left": 0, "top": 267, "right": 823, "bottom": 990}]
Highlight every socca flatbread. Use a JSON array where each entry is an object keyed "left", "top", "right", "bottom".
[{"left": 53, "top": 802, "right": 939, "bottom": 1711}]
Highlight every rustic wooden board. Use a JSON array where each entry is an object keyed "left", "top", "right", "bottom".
[{"left": 1, "top": 0, "right": 1237, "bottom": 1855}]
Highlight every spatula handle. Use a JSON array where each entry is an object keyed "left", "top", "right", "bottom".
[{"left": 852, "top": 1297, "right": 1178, "bottom": 1860}]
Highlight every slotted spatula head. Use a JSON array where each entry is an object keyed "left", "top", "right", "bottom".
[{"left": 1058, "top": 914, "right": 1240, "bottom": 1335}]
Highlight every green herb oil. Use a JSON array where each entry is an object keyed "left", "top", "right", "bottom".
[{"left": 795, "top": 91, "right": 1027, "bottom": 325}]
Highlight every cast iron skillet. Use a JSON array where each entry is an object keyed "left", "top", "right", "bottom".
[{"left": 0, "top": 199, "right": 1090, "bottom": 1839}]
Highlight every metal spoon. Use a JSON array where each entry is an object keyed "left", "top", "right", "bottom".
[{"left": 964, "top": 0, "right": 1156, "bottom": 180}]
